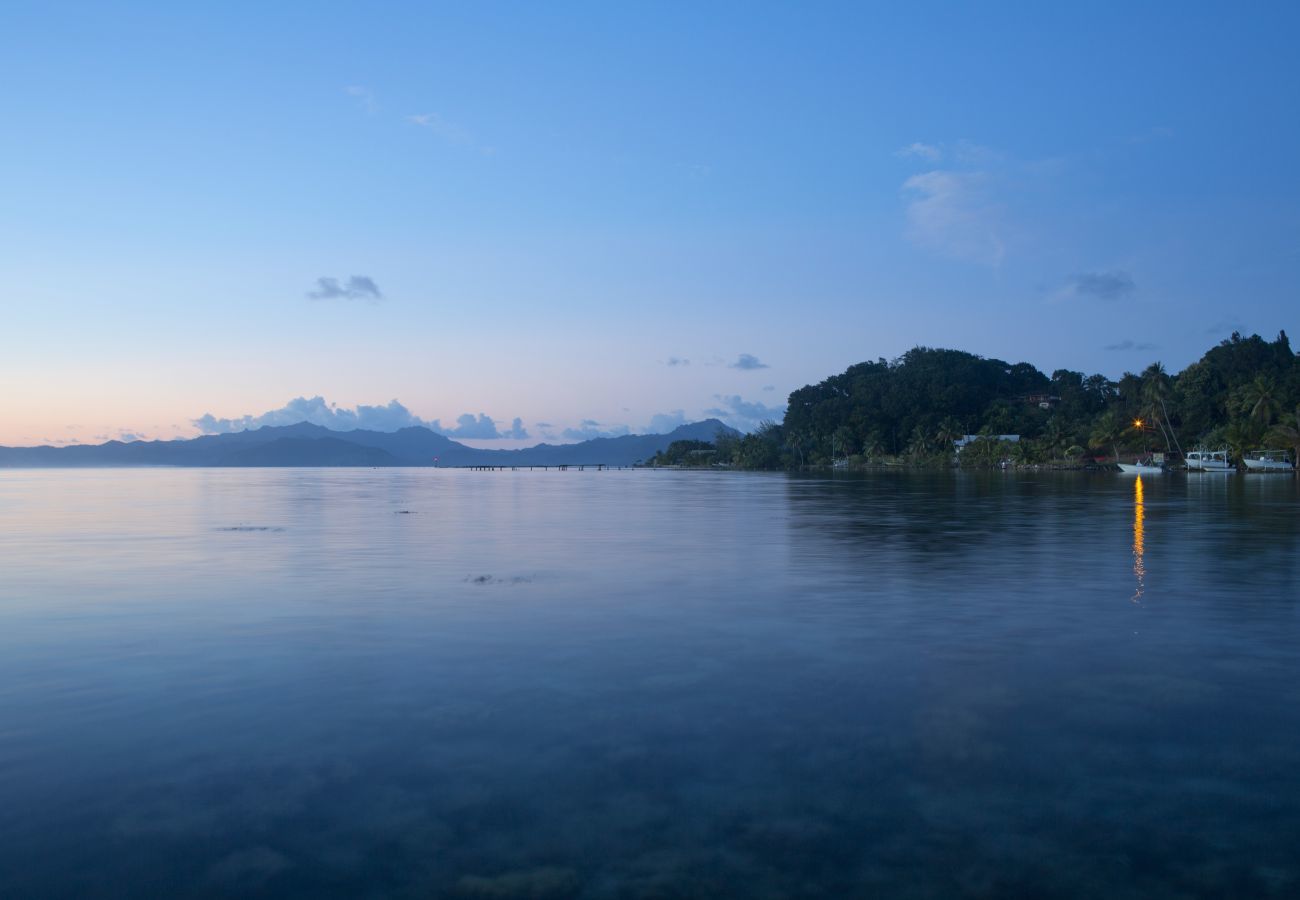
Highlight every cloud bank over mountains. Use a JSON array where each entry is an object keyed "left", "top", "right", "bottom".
[
  {"left": 190, "top": 394, "right": 778, "bottom": 444},
  {"left": 705, "top": 395, "right": 787, "bottom": 432},
  {"left": 192, "top": 397, "right": 528, "bottom": 440}
]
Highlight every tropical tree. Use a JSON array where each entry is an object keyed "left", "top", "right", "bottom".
[
  {"left": 935, "top": 416, "right": 964, "bottom": 450},
  {"left": 1039, "top": 417, "right": 1070, "bottom": 460},
  {"left": 1266, "top": 405, "right": 1300, "bottom": 466},
  {"left": 1140, "top": 362, "right": 1178, "bottom": 454},
  {"left": 1222, "top": 419, "right": 1261, "bottom": 468},
  {"left": 905, "top": 424, "right": 932, "bottom": 460},
  {"left": 1240, "top": 375, "right": 1281, "bottom": 426},
  {"left": 1089, "top": 411, "right": 1125, "bottom": 463},
  {"left": 863, "top": 431, "right": 886, "bottom": 462},
  {"left": 1011, "top": 439, "right": 1037, "bottom": 465}
]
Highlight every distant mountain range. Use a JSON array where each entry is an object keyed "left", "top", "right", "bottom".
[{"left": 0, "top": 420, "right": 739, "bottom": 468}]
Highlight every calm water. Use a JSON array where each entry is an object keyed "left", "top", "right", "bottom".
[{"left": 1, "top": 468, "right": 1298, "bottom": 898}]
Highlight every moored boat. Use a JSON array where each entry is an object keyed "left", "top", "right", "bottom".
[
  {"left": 1185, "top": 448, "right": 1234, "bottom": 473},
  {"left": 1243, "top": 450, "right": 1295, "bottom": 472},
  {"left": 1117, "top": 457, "right": 1165, "bottom": 475}
]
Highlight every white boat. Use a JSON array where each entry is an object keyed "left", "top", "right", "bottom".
[
  {"left": 1117, "top": 459, "right": 1165, "bottom": 474},
  {"left": 1186, "top": 448, "right": 1234, "bottom": 473},
  {"left": 1243, "top": 450, "right": 1295, "bottom": 472}
]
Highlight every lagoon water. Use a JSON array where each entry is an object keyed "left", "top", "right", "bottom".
[{"left": 1, "top": 468, "right": 1298, "bottom": 898}]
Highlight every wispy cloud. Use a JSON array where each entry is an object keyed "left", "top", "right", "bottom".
[
  {"left": 1068, "top": 271, "right": 1136, "bottom": 300},
  {"left": 1104, "top": 339, "right": 1158, "bottom": 352},
  {"left": 665, "top": 356, "right": 690, "bottom": 367},
  {"left": 307, "top": 276, "right": 383, "bottom": 302},
  {"left": 1205, "top": 319, "right": 1247, "bottom": 335},
  {"left": 344, "top": 85, "right": 376, "bottom": 114},
  {"left": 1126, "top": 126, "right": 1175, "bottom": 145},
  {"left": 896, "top": 142, "right": 942, "bottom": 161},
  {"left": 561, "top": 419, "right": 631, "bottom": 441},
  {"left": 704, "top": 395, "right": 786, "bottom": 433},
  {"left": 406, "top": 112, "right": 475, "bottom": 147},
  {"left": 901, "top": 170, "right": 1005, "bottom": 267},
  {"left": 729, "top": 353, "right": 769, "bottom": 370}
]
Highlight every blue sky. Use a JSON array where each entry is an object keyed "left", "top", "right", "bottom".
[{"left": 3, "top": 1, "right": 1297, "bottom": 446}]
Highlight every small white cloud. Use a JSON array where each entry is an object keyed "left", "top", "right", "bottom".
[
  {"left": 344, "top": 85, "right": 376, "bottom": 114},
  {"left": 407, "top": 112, "right": 474, "bottom": 147},
  {"left": 896, "top": 142, "right": 942, "bottom": 161}
]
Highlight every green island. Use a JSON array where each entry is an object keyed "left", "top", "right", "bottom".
[{"left": 643, "top": 331, "right": 1300, "bottom": 471}]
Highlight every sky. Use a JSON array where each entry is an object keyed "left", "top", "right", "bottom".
[{"left": 3, "top": 1, "right": 1298, "bottom": 447}]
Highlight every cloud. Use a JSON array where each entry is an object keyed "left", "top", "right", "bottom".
[
  {"left": 645, "top": 411, "right": 687, "bottom": 433},
  {"left": 1104, "top": 340, "right": 1159, "bottom": 352},
  {"left": 1205, "top": 319, "right": 1246, "bottom": 335},
  {"left": 118, "top": 432, "right": 141, "bottom": 442},
  {"left": 762, "top": 385, "right": 776, "bottom": 392},
  {"left": 194, "top": 397, "right": 430, "bottom": 434},
  {"left": 344, "top": 85, "right": 376, "bottom": 114},
  {"left": 665, "top": 356, "right": 690, "bottom": 367},
  {"left": 307, "top": 276, "right": 383, "bottom": 301},
  {"left": 729, "top": 353, "right": 769, "bottom": 370},
  {"left": 896, "top": 142, "right": 942, "bottom": 161},
  {"left": 406, "top": 112, "right": 474, "bottom": 147},
  {"left": 561, "top": 419, "right": 631, "bottom": 441},
  {"left": 1127, "top": 126, "right": 1174, "bottom": 145},
  {"left": 193, "top": 398, "right": 528, "bottom": 440},
  {"left": 901, "top": 170, "right": 1005, "bottom": 266},
  {"left": 1068, "top": 271, "right": 1135, "bottom": 300},
  {"left": 704, "top": 395, "right": 787, "bottom": 433},
  {"left": 429, "top": 413, "right": 513, "bottom": 440}
]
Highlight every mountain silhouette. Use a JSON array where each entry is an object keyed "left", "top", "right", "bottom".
[{"left": 0, "top": 420, "right": 739, "bottom": 468}]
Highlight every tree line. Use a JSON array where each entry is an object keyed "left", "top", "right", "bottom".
[{"left": 672, "top": 331, "right": 1300, "bottom": 470}]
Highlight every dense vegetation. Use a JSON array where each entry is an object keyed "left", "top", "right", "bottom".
[
  {"left": 643, "top": 439, "right": 720, "bottom": 467},
  {"left": 708, "top": 332, "right": 1300, "bottom": 469}
]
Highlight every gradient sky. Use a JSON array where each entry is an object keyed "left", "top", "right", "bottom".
[{"left": 3, "top": 1, "right": 1298, "bottom": 447}]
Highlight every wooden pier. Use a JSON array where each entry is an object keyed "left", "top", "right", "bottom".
[{"left": 458, "top": 463, "right": 618, "bottom": 471}]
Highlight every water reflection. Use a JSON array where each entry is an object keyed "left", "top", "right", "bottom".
[
  {"left": 1132, "top": 476, "right": 1145, "bottom": 603},
  {"left": 3, "top": 470, "right": 1300, "bottom": 898}
]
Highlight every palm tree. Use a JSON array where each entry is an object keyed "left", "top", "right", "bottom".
[
  {"left": 1090, "top": 411, "right": 1125, "bottom": 463},
  {"left": 1267, "top": 405, "right": 1300, "bottom": 468},
  {"left": 935, "top": 416, "right": 964, "bottom": 450},
  {"left": 863, "top": 432, "right": 886, "bottom": 462},
  {"left": 906, "top": 424, "right": 932, "bottom": 459},
  {"left": 1241, "top": 375, "right": 1280, "bottom": 426},
  {"left": 1222, "top": 420, "right": 1261, "bottom": 469},
  {"left": 1040, "top": 418, "right": 1069, "bottom": 460},
  {"left": 1140, "top": 362, "right": 1179, "bottom": 456}
]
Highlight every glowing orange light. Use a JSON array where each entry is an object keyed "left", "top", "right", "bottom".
[
  {"left": 1132, "top": 476, "right": 1145, "bottom": 604},
  {"left": 1134, "top": 419, "right": 1143, "bottom": 428}
]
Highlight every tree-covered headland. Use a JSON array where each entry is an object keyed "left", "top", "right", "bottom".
[{"left": 696, "top": 331, "right": 1300, "bottom": 470}]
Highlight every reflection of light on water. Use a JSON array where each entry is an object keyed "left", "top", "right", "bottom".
[{"left": 1132, "top": 476, "right": 1145, "bottom": 603}]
